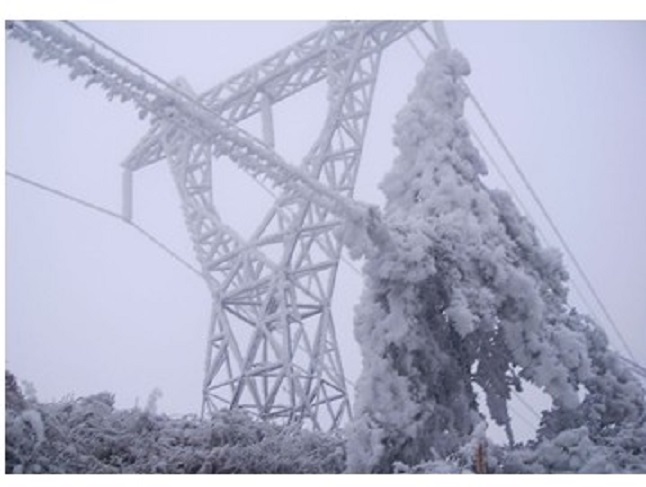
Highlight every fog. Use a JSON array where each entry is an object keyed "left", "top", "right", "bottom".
[{"left": 6, "top": 20, "right": 646, "bottom": 441}]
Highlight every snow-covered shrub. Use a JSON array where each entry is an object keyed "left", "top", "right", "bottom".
[{"left": 5, "top": 373, "right": 345, "bottom": 474}]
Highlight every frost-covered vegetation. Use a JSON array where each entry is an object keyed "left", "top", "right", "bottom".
[
  {"left": 6, "top": 36, "right": 646, "bottom": 475},
  {"left": 7, "top": 366, "right": 644, "bottom": 474},
  {"left": 5, "top": 371, "right": 344, "bottom": 474},
  {"left": 345, "top": 48, "right": 646, "bottom": 473}
]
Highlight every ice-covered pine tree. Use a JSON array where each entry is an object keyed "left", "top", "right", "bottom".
[{"left": 346, "top": 48, "right": 646, "bottom": 473}]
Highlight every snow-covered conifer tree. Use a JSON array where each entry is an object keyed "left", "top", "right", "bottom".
[{"left": 346, "top": 48, "right": 646, "bottom": 473}]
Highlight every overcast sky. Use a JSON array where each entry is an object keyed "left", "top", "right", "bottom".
[{"left": 5, "top": 20, "right": 646, "bottom": 440}]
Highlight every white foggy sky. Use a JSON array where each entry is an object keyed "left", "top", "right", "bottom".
[{"left": 4, "top": 7, "right": 646, "bottom": 441}]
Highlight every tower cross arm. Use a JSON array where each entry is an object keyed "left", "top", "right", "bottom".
[
  {"left": 200, "top": 21, "right": 425, "bottom": 120},
  {"left": 122, "top": 21, "right": 425, "bottom": 171},
  {"left": 7, "top": 20, "right": 389, "bottom": 258}
]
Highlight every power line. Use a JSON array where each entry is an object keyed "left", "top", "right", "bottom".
[
  {"left": 405, "top": 34, "right": 426, "bottom": 62},
  {"left": 509, "top": 403, "right": 539, "bottom": 431},
  {"left": 6, "top": 170, "right": 202, "bottom": 277},
  {"left": 468, "top": 121, "right": 538, "bottom": 229},
  {"left": 511, "top": 391, "right": 542, "bottom": 421},
  {"left": 127, "top": 222, "right": 201, "bottom": 277},
  {"left": 417, "top": 24, "right": 439, "bottom": 49},
  {"left": 7, "top": 170, "right": 123, "bottom": 220},
  {"left": 619, "top": 355, "right": 646, "bottom": 379}
]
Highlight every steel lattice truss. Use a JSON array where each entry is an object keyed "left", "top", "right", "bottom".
[{"left": 7, "top": 20, "right": 434, "bottom": 430}]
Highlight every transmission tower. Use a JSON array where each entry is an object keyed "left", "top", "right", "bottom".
[{"left": 7, "top": 20, "right": 437, "bottom": 430}]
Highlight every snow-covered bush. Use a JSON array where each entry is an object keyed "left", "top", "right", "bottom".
[{"left": 5, "top": 372, "right": 344, "bottom": 474}]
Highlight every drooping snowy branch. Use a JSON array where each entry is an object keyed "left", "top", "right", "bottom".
[{"left": 347, "top": 46, "right": 646, "bottom": 473}]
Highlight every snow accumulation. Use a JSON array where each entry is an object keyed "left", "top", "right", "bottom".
[
  {"left": 5, "top": 372, "right": 344, "bottom": 474},
  {"left": 346, "top": 48, "right": 646, "bottom": 473},
  {"left": 6, "top": 22, "right": 645, "bottom": 474}
]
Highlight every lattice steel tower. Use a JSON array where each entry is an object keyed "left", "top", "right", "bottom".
[{"left": 8, "top": 20, "right": 438, "bottom": 430}]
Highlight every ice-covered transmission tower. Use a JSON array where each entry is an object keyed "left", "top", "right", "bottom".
[{"left": 8, "top": 20, "right": 437, "bottom": 430}]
